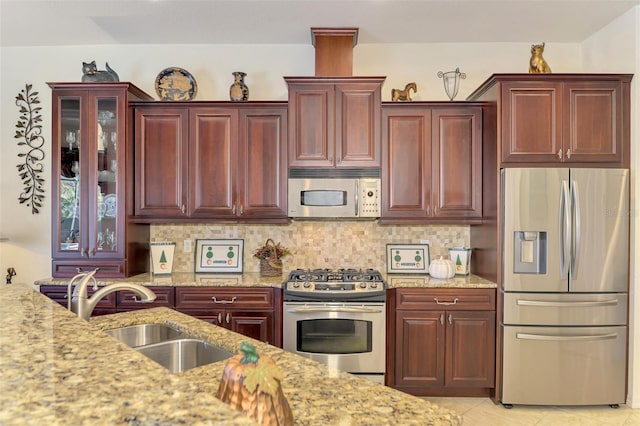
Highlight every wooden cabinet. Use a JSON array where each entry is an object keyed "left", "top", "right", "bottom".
[
  {"left": 381, "top": 103, "right": 483, "bottom": 223},
  {"left": 175, "top": 287, "right": 281, "bottom": 346},
  {"left": 116, "top": 286, "right": 175, "bottom": 312},
  {"left": 40, "top": 285, "right": 116, "bottom": 316},
  {"left": 134, "top": 103, "right": 287, "bottom": 222},
  {"left": 387, "top": 288, "right": 496, "bottom": 396},
  {"left": 285, "top": 77, "right": 384, "bottom": 168},
  {"left": 49, "top": 83, "right": 153, "bottom": 278},
  {"left": 467, "top": 74, "right": 632, "bottom": 167}
]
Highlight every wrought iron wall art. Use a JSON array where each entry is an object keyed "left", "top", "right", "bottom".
[{"left": 15, "top": 84, "right": 45, "bottom": 214}]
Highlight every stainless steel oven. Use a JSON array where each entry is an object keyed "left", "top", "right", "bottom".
[{"left": 282, "top": 269, "right": 387, "bottom": 383}]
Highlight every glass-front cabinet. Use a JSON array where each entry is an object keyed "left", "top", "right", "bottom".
[{"left": 49, "top": 83, "right": 152, "bottom": 278}]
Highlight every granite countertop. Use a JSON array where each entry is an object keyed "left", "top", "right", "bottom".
[
  {"left": 35, "top": 272, "right": 497, "bottom": 289},
  {"left": 1, "top": 284, "right": 462, "bottom": 425}
]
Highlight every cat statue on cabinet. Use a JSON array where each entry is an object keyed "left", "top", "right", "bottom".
[
  {"left": 529, "top": 43, "right": 552, "bottom": 74},
  {"left": 81, "top": 61, "right": 120, "bottom": 82}
]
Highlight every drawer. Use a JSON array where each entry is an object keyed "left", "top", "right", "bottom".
[
  {"left": 39, "top": 285, "right": 116, "bottom": 308},
  {"left": 117, "top": 286, "right": 175, "bottom": 308},
  {"left": 395, "top": 288, "right": 495, "bottom": 311},
  {"left": 175, "top": 287, "right": 274, "bottom": 309},
  {"left": 503, "top": 292, "right": 627, "bottom": 326}
]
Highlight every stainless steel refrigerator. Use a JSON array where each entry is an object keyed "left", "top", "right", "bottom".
[{"left": 501, "top": 168, "right": 629, "bottom": 406}]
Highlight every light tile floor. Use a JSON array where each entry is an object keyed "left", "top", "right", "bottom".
[{"left": 425, "top": 397, "right": 640, "bottom": 425}]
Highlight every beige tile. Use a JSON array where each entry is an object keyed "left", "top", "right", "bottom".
[
  {"left": 424, "top": 397, "right": 485, "bottom": 415},
  {"left": 460, "top": 399, "right": 553, "bottom": 425},
  {"left": 420, "top": 397, "right": 640, "bottom": 425},
  {"left": 623, "top": 410, "right": 640, "bottom": 425},
  {"left": 544, "top": 406, "right": 632, "bottom": 426}
]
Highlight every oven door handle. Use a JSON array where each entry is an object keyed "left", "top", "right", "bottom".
[{"left": 286, "top": 306, "right": 383, "bottom": 314}]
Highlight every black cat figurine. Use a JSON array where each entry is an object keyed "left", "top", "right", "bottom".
[{"left": 81, "top": 61, "right": 119, "bottom": 82}]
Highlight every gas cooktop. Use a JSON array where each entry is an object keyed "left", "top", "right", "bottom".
[{"left": 283, "top": 268, "right": 386, "bottom": 302}]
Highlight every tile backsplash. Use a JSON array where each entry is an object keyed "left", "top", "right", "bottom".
[{"left": 151, "top": 222, "right": 470, "bottom": 273}]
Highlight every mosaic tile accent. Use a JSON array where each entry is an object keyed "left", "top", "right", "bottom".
[{"left": 151, "top": 222, "right": 470, "bottom": 273}]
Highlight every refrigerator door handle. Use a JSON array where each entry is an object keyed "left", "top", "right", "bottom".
[
  {"left": 570, "top": 180, "right": 581, "bottom": 279},
  {"left": 516, "top": 298, "right": 620, "bottom": 307},
  {"left": 559, "top": 180, "right": 571, "bottom": 279},
  {"left": 516, "top": 332, "right": 618, "bottom": 342}
]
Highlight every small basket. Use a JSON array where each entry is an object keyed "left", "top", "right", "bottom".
[{"left": 260, "top": 258, "right": 283, "bottom": 277}]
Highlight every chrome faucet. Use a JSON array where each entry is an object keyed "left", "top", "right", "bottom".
[{"left": 68, "top": 269, "right": 157, "bottom": 320}]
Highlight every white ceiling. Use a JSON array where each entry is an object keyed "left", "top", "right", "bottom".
[{"left": 1, "top": 0, "right": 639, "bottom": 47}]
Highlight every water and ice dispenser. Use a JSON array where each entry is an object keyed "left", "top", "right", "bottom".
[{"left": 513, "top": 231, "right": 546, "bottom": 274}]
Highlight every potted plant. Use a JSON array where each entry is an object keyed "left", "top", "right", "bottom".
[{"left": 253, "top": 239, "right": 291, "bottom": 277}]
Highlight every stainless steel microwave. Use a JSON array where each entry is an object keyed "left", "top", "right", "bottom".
[{"left": 287, "top": 171, "right": 381, "bottom": 219}]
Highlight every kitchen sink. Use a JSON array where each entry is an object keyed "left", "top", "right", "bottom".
[
  {"left": 105, "top": 323, "right": 187, "bottom": 348},
  {"left": 136, "top": 338, "right": 234, "bottom": 373}
]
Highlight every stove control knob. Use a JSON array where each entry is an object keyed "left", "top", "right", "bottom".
[
  {"left": 359, "top": 282, "right": 367, "bottom": 289},
  {"left": 292, "top": 282, "right": 300, "bottom": 289},
  {"left": 303, "top": 282, "right": 312, "bottom": 289},
  {"left": 370, "top": 283, "right": 379, "bottom": 289}
]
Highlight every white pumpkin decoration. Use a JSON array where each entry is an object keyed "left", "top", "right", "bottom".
[{"left": 429, "top": 256, "right": 456, "bottom": 279}]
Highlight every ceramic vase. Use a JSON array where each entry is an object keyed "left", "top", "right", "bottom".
[{"left": 230, "top": 71, "right": 249, "bottom": 101}]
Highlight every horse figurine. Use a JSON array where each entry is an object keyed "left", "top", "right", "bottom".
[{"left": 391, "top": 82, "right": 417, "bottom": 102}]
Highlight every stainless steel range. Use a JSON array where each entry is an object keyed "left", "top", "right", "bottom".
[{"left": 283, "top": 268, "right": 387, "bottom": 383}]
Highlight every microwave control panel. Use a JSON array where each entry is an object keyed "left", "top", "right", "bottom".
[{"left": 359, "top": 178, "right": 381, "bottom": 217}]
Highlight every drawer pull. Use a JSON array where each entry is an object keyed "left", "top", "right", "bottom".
[
  {"left": 434, "top": 297, "right": 458, "bottom": 306},
  {"left": 217, "top": 313, "right": 222, "bottom": 323},
  {"left": 211, "top": 296, "right": 237, "bottom": 304}
]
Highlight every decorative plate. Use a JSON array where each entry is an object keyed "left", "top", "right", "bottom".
[
  {"left": 155, "top": 67, "right": 198, "bottom": 101},
  {"left": 103, "top": 194, "right": 117, "bottom": 217}
]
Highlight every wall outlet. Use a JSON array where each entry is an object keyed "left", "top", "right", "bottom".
[
  {"left": 183, "top": 239, "right": 192, "bottom": 253},
  {"left": 420, "top": 239, "right": 430, "bottom": 245}
]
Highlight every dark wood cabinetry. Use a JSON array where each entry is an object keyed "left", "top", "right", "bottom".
[
  {"left": 116, "top": 286, "right": 175, "bottom": 311},
  {"left": 285, "top": 77, "right": 384, "bottom": 168},
  {"left": 387, "top": 288, "right": 496, "bottom": 396},
  {"left": 40, "top": 284, "right": 116, "bottom": 316},
  {"left": 49, "top": 83, "right": 153, "bottom": 278},
  {"left": 175, "top": 287, "right": 281, "bottom": 346},
  {"left": 133, "top": 103, "right": 287, "bottom": 222},
  {"left": 467, "top": 74, "right": 632, "bottom": 167},
  {"left": 381, "top": 103, "right": 483, "bottom": 223}
]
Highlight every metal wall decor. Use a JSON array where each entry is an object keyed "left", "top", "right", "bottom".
[
  {"left": 437, "top": 68, "right": 466, "bottom": 101},
  {"left": 15, "top": 84, "right": 45, "bottom": 214}
]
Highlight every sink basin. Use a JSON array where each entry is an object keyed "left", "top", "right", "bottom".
[
  {"left": 105, "top": 323, "right": 187, "bottom": 348},
  {"left": 136, "top": 338, "right": 234, "bottom": 373}
]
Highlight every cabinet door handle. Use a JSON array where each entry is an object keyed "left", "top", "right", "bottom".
[
  {"left": 566, "top": 148, "right": 571, "bottom": 159},
  {"left": 557, "top": 149, "right": 562, "bottom": 159},
  {"left": 217, "top": 313, "right": 222, "bottom": 323},
  {"left": 440, "top": 313, "right": 444, "bottom": 325},
  {"left": 225, "top": 313, "right": 230, "bottom": 324},
  {"left": 211, "top": 296, "right": 237, "bottom": 304},
  {"left": 426, "top": 206, "right": 431, "bottom": 216},
  {"left": 448, "top": 314, "right": 453, "bottom": 325},
  {"left": 434, "top": 297, "right": 459, "bottom": 306},
  {"left": 181, "top": 204, "right": 186, "bottom": 214},
  {"left": 239, "top": 205, "right": 243, "bottom": 215},
  {"left": 232, "top": 205, "right": 236, "bottom": 214}
]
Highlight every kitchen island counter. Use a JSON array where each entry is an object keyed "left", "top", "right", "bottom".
[{"left": 1, "top": 284, "right": 462, "bottom": 425}]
